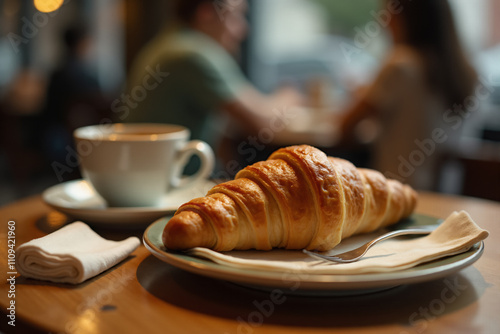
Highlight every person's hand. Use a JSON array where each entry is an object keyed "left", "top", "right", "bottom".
[{"left": 272, "top": 86, "right": 306, "bottom": 107}]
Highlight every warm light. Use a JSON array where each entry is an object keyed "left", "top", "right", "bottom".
[
  {"left": 34, "top": 0, "right": 64, "bottom": 13},
  {"left": 72, "top": 309, "right": 97, "bottom": 333},
  {"left": 46, "top": 211, "right": 68, "bottom": 229}
]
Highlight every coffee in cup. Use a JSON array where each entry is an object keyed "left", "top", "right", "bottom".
[{"left": 74, "top": 123, "right": 214, "bottom": 207}]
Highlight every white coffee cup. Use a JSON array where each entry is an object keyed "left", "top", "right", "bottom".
[{"left": 74, "top": 123, "right": 215, "bottom": 207}]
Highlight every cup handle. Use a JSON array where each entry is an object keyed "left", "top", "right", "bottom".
[{"left": 170, "top": 140, "right": 215, "bottom": 190}]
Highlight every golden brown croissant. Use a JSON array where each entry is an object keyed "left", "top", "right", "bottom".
[{"left": 163, "top": 145, "right": 417, "bottom": 251}]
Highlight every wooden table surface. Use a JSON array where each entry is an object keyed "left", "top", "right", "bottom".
[{"left": 1, "top": 192, "right": 499, "bottom": 334}]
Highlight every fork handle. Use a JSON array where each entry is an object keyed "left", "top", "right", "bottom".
[{"left": 366, "top": 228, "right": 433, "bottom": 249}]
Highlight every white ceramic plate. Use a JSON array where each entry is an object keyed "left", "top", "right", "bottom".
[
  {"left": 143, "top": 214, "right": 484, "bottom": 295},
  {"left": 42, "top": 179, "right": 216, "bottom": 227}
]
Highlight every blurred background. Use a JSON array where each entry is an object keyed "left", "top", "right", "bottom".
[{"left": 1, "top": 0, "right": 500, "bottom": 206}]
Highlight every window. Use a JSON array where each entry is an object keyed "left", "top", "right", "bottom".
[
  {"left": 248, "top": 0, "right": 500, "bottom": 135},
  {"left": 248, "top": 0, "right": 386, "bottom": 108}
]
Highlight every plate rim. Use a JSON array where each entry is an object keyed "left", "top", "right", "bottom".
[{"left": 143, "top": 215, "right": 485, "bottom": 291}]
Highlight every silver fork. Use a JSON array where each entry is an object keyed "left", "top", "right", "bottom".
[{"left": 303, "top": 227, "right": 436, "bottom": 263}]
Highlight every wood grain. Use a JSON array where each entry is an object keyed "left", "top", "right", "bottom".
[{"left": 1, "top": 192, "right": 499, "bottom": 334}]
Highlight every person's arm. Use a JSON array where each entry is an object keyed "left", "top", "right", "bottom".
[
  {"left": 337, "top": 98, "right": 379, "bottom": 145},
  {"left": 177, "top": 51, "right": 305, "bottom": 134},
  {"left": 221, "top": 85, "right": 305, "bottom": 134},
  {"left": 336, "top": 53, "right": 411, "bottom": 145}
]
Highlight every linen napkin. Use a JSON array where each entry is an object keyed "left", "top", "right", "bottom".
[
  {"left": 187, "top": 211, "right": 488, "bottom": 275},
  {"left": 16, "top": 222, "right": 140, "bottom": 284}
]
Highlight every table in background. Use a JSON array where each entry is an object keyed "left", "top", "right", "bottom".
[{"left": 1, "top": 192, "right": 499, "bottom": 334}]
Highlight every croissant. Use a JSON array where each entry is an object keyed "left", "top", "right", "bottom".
[{"left": 163, "top": 145, "right": 417, "bottom": 251}]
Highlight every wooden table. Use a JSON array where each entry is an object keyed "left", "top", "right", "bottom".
[{"left": 1, "top": 192, "right": 499, "bottom": 334}]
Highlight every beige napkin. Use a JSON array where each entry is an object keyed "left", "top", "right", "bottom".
[
  {"left": 16, "top": 222, "right": 140, "bottom": 284},
  {"left": 187, "top": 211, "right": 489, "bottom": 274}
]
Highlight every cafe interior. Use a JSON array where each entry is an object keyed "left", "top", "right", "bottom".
[
  {"left": 1, "top": 0, "right": 500, "bottom": 205},
  {"left": 1, "top": 1, "right": 500, "bottom": 334}
]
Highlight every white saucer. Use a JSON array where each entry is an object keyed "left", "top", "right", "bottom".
[{"left": 42, "top": 179, "right": 216, "bottom": 227}]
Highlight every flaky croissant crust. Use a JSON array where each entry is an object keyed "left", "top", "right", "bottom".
[{"left": 163, "top": 145, "right": 417, "bottom": 251}]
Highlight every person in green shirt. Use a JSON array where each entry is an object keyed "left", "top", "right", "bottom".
[{"left": 125, "top": 0, "right": 304, "bottom": 175}]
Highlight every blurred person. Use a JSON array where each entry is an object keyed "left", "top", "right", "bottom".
[
  {"left": 41, "top": 23, "right": 107, "bottom": 170},
  {"left": 126, "top": 0, "right": 304, "bottom": 175},
  {"left": 0, "top": 69, "right": 47, "bottom": 194},
  {"left": 336, "top": 0, "right": 477, "bottom": 190}
]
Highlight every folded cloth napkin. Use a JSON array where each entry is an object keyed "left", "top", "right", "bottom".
[
  {"left": 16, "top": 222, "right": 140, "bottom": 284},
  {"left": 187, "top": 211, "right": 489, "bottom": 275}
]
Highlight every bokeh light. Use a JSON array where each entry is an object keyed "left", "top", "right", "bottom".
[{"left": 33, "top": 0, "right": 64, "bottom": 13}]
